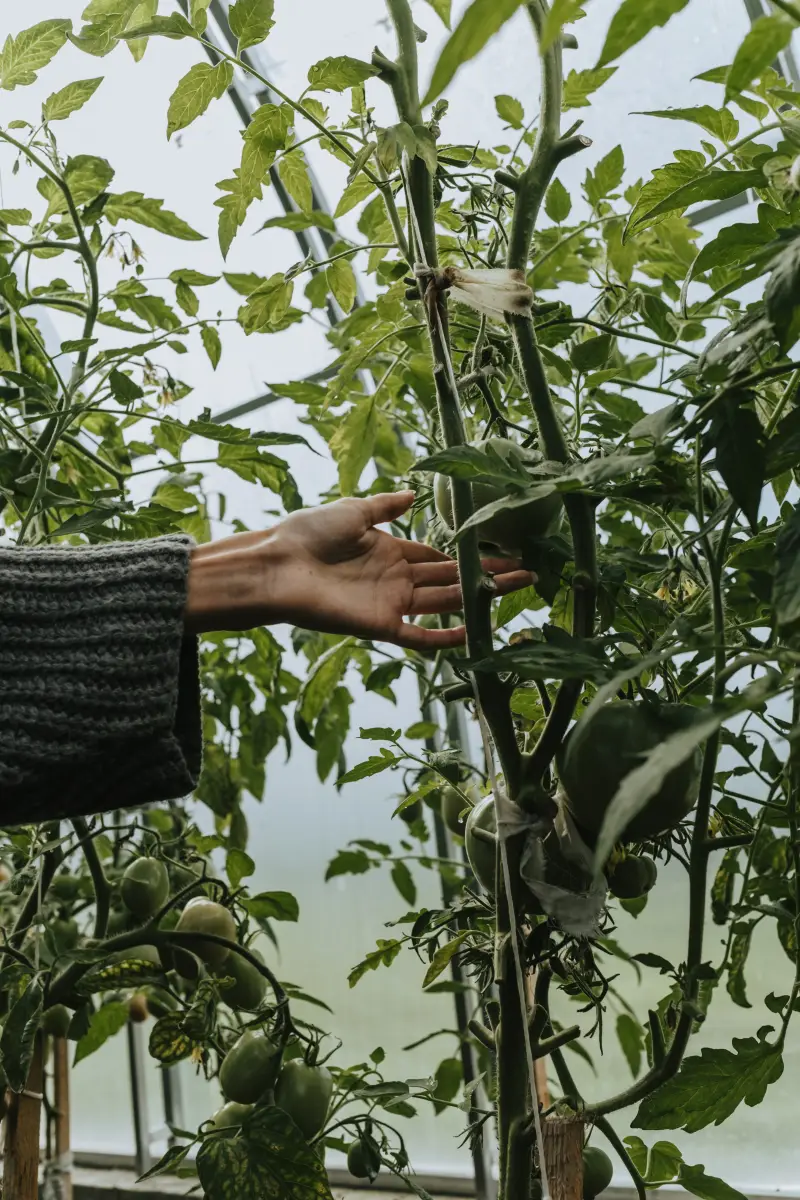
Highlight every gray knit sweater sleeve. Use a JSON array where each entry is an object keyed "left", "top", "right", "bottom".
[{"left": 0, "top": 536, "right": 202, "bottom": 826}]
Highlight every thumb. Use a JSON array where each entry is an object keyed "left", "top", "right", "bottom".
[{"left": 366, "top": 490, "right": 415, "bottom": 527}]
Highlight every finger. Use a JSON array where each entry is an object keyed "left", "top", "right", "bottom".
[
  {"left": 410, "top": 560, "right": 460, "bottom": 586},
  {"left": 395, "top": 621, "right": 466, "bottom": 652},
  {"left": 480, "top": 555, "right": 527, "bottom": 575},
  {"left": 400, "top": 539, "right": 453, "bottom": 564},
  {"left": 493, "top": 569, "right": 535, "bottom": 594},
  {"left": 366, "top": 491, "right": 415, "bottom": 527},
  {"left": 408, "top": 584, "right": 465, "bottom": 615}
]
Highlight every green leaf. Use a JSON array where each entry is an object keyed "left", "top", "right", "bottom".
[
  {"left": 639, "top": 106, "right": 739, "bottom": 143},
  {"left": 726, "top": 16, "right": 793, "bottom": 101},
  {"left": 348, "top": 939, "right": 404, "bottom": 988},
  {"left": 391, "top": 861, "right": 417, "bottom": 906},
  {"left": 495, "top": 93, "right": 524, "bottom": 128},
  {"left": 278, "top": 149, "right": 313, "bottom": 211},
  {"left": 137, "top": 1144, "right": 192, "bottom": 1184},
  {"left": 307, "top": 55, "right": 379, "bottom": 92},
  {"left": 726, "top": 922, "right": 754, "bottom": 1009},
  {"left": 228, "top": 0, "right": 274, "bottom": 52},
  {"left": 712, "top": 401, "right": 765, "bottom": 532},
  {"left": 227, "top": 848, "right": 255, "bottom": 888},
  {"left": 774, "top": 503, "right": 800, "bottom": 636},
  {"left": 77, "top": 957, "right": 163, "bottom": 994},
  {"left": 597, "top": 0, "right": 690, "bottom": 68},
  {"left": 692, "top": 222, "right": 772, "bottom": 276},
  {"left": 125, "top": 0, "right": 158, "bottom": 62},
  {"left": 201, "top": 324, "right": 222, "bottom": 369},
  {"left": 167, "top": 60, "right": 233, "bottom": 139},
  {"left": 765, "top": 231, "right": 800, "bottom": 351},
  {"left": 104, "top": 192, "right": 205, "bottom": 240},
  {"left": 0, "top": 208, "right": 31, "bottom": 226},
  {"left": 38, "top": 154, "right": 115, "bottom": 220},
  {"left": 74, "top": 1001, "right": 129, "bottom": 1065},
  {"left": 244, "top": 890, "right": 300, "bottom": 922},
  {"left": 423, "top": 931, "right": 470, "bottom": 988},
  {"left": 108, "top": 368, "right": 144, "bottom": 402},
  {"left": 432, "top": 1056, "right": 462, "bottom": 1114},
  {"left": 334, "top": 174, "right": 377, "bottom": 217},
  {"left": 633, "top": 1036, "right": 783, "bottom": 1133},
  {"left": 626, "top": 166, "right": 763, "bottom": 238},
  {"left": 585, "top": 145, "right": 624, "bottom": 205},
  {"left": 338, "top": 754, "right": 399, "bottom": 785},
  {"left": 545, "top": 178, "right": 572, "bottom": 223},
  {"left": 329, "top": 395, "right": 378, "bottom": 494},
  {"left": 1, "top": 977, "right": 42, "bottom": 1092},
  {"left": 0, "top": 20, "right": 71, "bottom": 90},
  {"left": 594, "top": 673, "right": 782, "bottom": 869},
  {"left": 149, "top": 1012, "right": 197, "bottom": 1065},
  {"left": 119, "top": 13, "right": 196, "bottom": 40},
  {"left": 563, "top": 66, "right": 616, "bottom": 111},
  {"left": 679, "top": 1164, "right": 749, "bottom": 1200},
  {"left": 299, "top": 639, "right": 355, "bottom": 726},
  {"left": 424, "top": 0, "right": 452, "bottom": 27},
  {"left": 327, "top": 256, "right": 357, "bottom": 314},
  {"left": 424, "top": 0, "right": 525, "bottom": 104},
  {"left": 326, "top": 849, "right": 373, "bottom": 882},
  {"left": 261, "top": 210, "right": 335, "bottom": 233},
  {"left": 237, "top": 274, "right": 294, "bottom": 334},
  {"left": 616, "top": 1013, "right": 643, "bottom": 1078},
  {"left": 175, "top": 280, "right": 199, "bottom": 316},
  {"left": 198, "top": 1105, "right": 334, "bottom": 1200},
  {"left": 495, "top": 585, "right": 543, "bottom": 630},
  {"left": 215, "top": 102, "right": 292, "bottom": 256},
  {"left": 42, "top": 76, "right": 103, "bottom": 120},
  {"left": 189, "top": 0, "right": 213, "bottom": 33}
]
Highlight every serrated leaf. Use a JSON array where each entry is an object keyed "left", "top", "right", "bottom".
[
  {"left": 149, "top": 1012, "right": 197, "bottom": 1064},
  {"left": 774, "top": 503, "right": 800, "bottom": 636},
  {"left": 626, "top": 165, "right": 763, "bottom": 239},
  {"left": 726, "top": 923, "right": 754, "bottom": 1009},
  {"left": 327, "top": 256, "right": 357, "bottom": 314},
  {"left": 197, "top": 1104, "right": 333, "bottom": 1200},
  {"left": 0, "top": 20, "right": 71, "bottom": 90},
  {"left": 334, "top": 174, "right": 377, "bottom": 217},
  {"left": 640, "top": 106, "right": 739, "bottom": 143},
  {"left": 244, "top": 890, "right": 299, "bottom": 921},
  {"left": 616, "top": 1013, "right": 643, "bottom": 1078},
  {"left": 348, "top": 939, "right": 404, "bottom": 988},
  {"left": 540, "top": 0, "right": 585, "bottom": 51},
  {"left": 215, "top": 102, "right": 291, "bottom": 256},
  {"left": 38, "top": 154, "right": 114, "bottom": 220},
  {"left": 137, "top": 1143, "right": 192, "bottom": 1184},
  {"left": 1, "top": 977, "right": 42, "bottom": 1092},
  {"left": 74, "top": 1001, "right": 129, "bottom": 1065},
  {"left": 326, "top": 849, "right": 373, "bottom": 881},
  {"left": 104, "top": 192, "right": 205, "bottom": 240},
  {"left": 201, "top": 324, "right": 222, "bottom": 369},
  {"left": 563, "top": 66, "right": 616, "bottom": 110},
  {"left": 307, "top": 55, "right": 379, "bottom": 92},
  {"left": 0, "top": 208, "right": 31, "bottom": 226},
  {"left": 423, "top": 931, "right": 470, "bottom": 988},
  {"left": 545, "top": 178, "right": 572, "bottom": 223},
  {"left": 495, "top": 93, "right": 524, "bottom": 128},
  {"left": 585, "top": 145, "right": 624, "bottom": 205},
  {"left": 77, "top": 957, "right": 163, "bottom": 994},
  {"left": 189, "top": 0, "right": 212, "bottom": 33},
  {"left": 713, "top": 402, "right": 764, "bottom": 532},
  {"left": 237, "top": 273, "right": 294, "bottom": 334},
  {"left": 633, "top": 1036, "right": 783, "bottom": 1133},
  {"left": 495, "top": 585, "right": 542, "bottom": 630},
  {"left": 119, "top": 13, "right": 196, "bottom": 40},
  {"left": 228, "top": 0, "right": 274, "bottom": 52},
  {"left": 175, "top": 279, "right": 199, "bottom": 316},
  {"left": 260, "top": 210, "right": 335, "bottom": 233},
  {"left": 424, "top": 0, "right": 525, "bottom": 104},
  {"left": 278, "top": 149, "right": 313, "bottom": 211},
  {"left": 226, "top": 848, "right": 255, "bottom": 889},
  {"left": 42, "top": 76, "right": 103, "bottom": 120},
  {"left": 108, "top": 367, "right": 144, "bottom": 402},
  {"left": 167, "top": 60, "right": 232, "bottom": 139},
  {"left": 338, "top": 754, "right": 399, "bottom": 785},
  {"left": 726, "top": 16, "right": 793, "bottom": 101},
  {"left": 679, "top": 1163, "right": 749, "bottom": 1200},
  {"left": 597, "top": 0, "right": 690, "bottom": 68},
  {"left": 329, "top": 395, "right": 378, "bottom": 494},
  {"left": 391, "top": 861, "right": 417, "bottom": 906}
]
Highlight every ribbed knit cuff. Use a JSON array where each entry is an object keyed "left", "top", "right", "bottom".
[{"left": 0, "top": 535, "right": 202, "bottom": 826}]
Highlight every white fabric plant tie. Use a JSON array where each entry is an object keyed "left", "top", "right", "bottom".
[{"left": 402, "top": 162, "right": 551, "bottom": 1198}]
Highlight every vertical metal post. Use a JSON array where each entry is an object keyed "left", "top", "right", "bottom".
[
  {"left": 127, "top": 1022, "right": 152, "bottom": 1177},
  {"left": 161, "top": 1066, "right": 185, "bottom": 1145}
]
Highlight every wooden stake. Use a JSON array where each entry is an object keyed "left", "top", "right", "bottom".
[
  {"left": 542, "top": 1115, "right": 584, "bottom": 1200},
  {"left": 53, "top": 1036, "right": 73, "bottom": 1200},
  {"left": 2, "top": 1033, "right": 43, "bottom": 1200}
]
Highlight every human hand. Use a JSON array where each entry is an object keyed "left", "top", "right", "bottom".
[{"left": 185, "top": 491, "right": 533, "bottom": 650}]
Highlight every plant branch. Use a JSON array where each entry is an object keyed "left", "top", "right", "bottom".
[
  {"left": 71, "top": 818, "right": 110, "bottom": 940},
  {"left": 594, "top": 1115, "right": 647, "bottom": 1200}
]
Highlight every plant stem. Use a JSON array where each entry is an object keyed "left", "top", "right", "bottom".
[
  {"left": 72, "top": 818, "right": 110, "bottom": 940},
  {"left": 594, "top": 1115, "right": 647, "bottom": 1200}
]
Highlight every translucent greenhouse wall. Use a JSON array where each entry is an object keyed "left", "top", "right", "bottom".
[{"left": 4, "top": 0, "right": 799, "bottom": 1189}]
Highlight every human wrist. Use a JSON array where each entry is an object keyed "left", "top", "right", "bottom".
[{"left": 184, "top": 533, "right": 283, "bottom": 634}]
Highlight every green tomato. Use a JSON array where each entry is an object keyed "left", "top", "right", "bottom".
[
  {"left": 41, "top": 1005, "right": 72, "bottom": 1038},
  {"left": 607, "top": 855, "right": 658, "bottom": 900},
  {"left": 558, "top": 701, "right": 702, "bottom": 841},
  {"left": 441, "top": 784, "right": 475, "bottom": 837},
  {"left": 464, "top": 795, "right": 498, "bottom": 892},
  {"left": 434, "top": 437, "right": 563, "bottom": 555},
  {"left": 274, "top": 1060, "right": 333, "bottom": 1141},
  {"left": 175, "top": 898, "right": 237, "bottom": 972},
  {"left": 52, "top": 918, "right": 79, "bottom": 952},
  {"left": 347, "top": 1138, "right": 381, "bottom": 1181},
  {"left": 220, "top": 948, "right": 267, "bottom": 1012},
  {"left": 121, "top": 858, "right": 170, "bottom": 919},
  {"left": 209, "top": 1101, "right": 253, "bottom": 1133},
  {"left": 219, "top": 1030, "right": 280, "bottom": 1105},
  {"left": 112, "top": 943, "right": 161, "bottom": 966},
  {"left": 50, "top": 873, "right": 81, "bottom": 904},
  {"left": 583, "top": 1146, "right": 614, "bottom": 1199}
]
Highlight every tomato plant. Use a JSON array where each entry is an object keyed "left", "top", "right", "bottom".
[{"left": 3, "top": 2, "right": 800, "bottom": 1200}]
